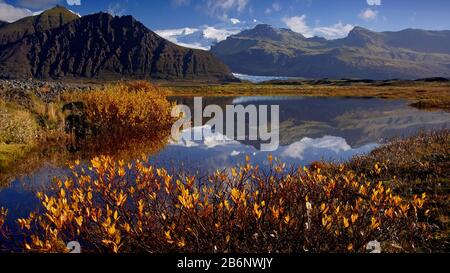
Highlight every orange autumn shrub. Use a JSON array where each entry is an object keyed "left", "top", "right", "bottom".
[
  {"left": 63, "top": 81, "right": 174, "bottom": 139},
  {"left": 16, "top": 156, "right": 431, "bottom": 253}
]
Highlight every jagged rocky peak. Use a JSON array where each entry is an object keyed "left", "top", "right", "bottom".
[
  {"left": 344, "top": 26, "right": 384, "bottom": 46},
  {"left": 349, "top": 26, "right": 373, "bottom": 35}
]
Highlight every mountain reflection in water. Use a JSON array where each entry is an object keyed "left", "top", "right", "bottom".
[
  {"left": 0, "top": 96, "right": 449, "bottom": 221},
  {"left": 160, "top": 124, "right": 378, "bottom": 172}
]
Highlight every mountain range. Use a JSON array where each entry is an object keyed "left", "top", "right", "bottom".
[
  {"left": 0, "top": 7, "right": 234, "bottom": 81},
  {"left": 210, "top": 24, "right": 450, "bottom": 79},
  {"left": 1, "top": 7, "right": 450, "bottom": 81}
]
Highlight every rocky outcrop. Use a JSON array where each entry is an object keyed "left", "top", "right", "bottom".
[{"left": 0, "top": 79, "right": 93, "bottom": 105}]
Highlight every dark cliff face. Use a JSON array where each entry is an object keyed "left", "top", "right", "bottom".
[
  {"left": 0, "top": 9, "right": 234, "bottom": 81},
  {"left": 211, "top": 24, "right": 450, "bottom": 80}
]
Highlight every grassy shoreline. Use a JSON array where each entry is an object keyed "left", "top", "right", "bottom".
[{"left": 165, "top": 81, "right": 450, "bottom": 111}]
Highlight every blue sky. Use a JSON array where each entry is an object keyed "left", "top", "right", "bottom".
[{"left": 1, "top": 0, "right": 450, "bottom": 42}]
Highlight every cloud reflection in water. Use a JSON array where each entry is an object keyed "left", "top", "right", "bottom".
[{"left": 161, "top": 125, "right": 378, "bottom": 172}]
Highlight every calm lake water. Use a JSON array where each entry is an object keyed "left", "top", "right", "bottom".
[{"left": 1, "top": 96, "right": 449, "bottom": 222}]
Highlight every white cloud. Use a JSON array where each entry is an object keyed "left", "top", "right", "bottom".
[
  {"left": 67, "top": 0, "right": 81, "bottom": 5},
  {"left": 265, "top": 2, "right": 282, "bottom": 14},
  {"left": 230, "top": 18, "right": 240, "bottom": 25},
  {"left": 283, "top": 14, "right": 354, "bottom": 40},
  {"left": 169, "top": 125, "right": 376, "bottom": 168},
  {"left": 204, "top": 26, "right": 237, "bottom": 41},
  {"left": 359, "top": 8, "right": 378, "bottom": 21},
  {"left": 283, "top": 15, "right": 310, "bottom": 36},
  {"left": 230, "top": 150, "right": 241, "bottom": 156},
  {"left": 0, "top": 1, "right": 41, "bottom": 22},
  {"left": 366, "top": 0, "right": 381, "bottom": 6},
  {"left": 108, "top": 2, "right": 125, "bottom": 16},
  {"left": 172, "top": 0, "right": 249, "bottom": 21},
  {"left": 172, "top": 0, "right": 190, "bottom": 6},
  {"left": 156, "top": 28, "right": 199, "bottom": 38},
  {"left": 17, "top": 0, "right": 59, "bottom": 9},
  {"left": 205, "top": 0, "right": 249, "bottom": 20},
  {"left": 272, "top": 3, "right": 281, "bottom": 12},
  {"left": 280, "top": 136, "right": 352, "bottom": 160},
  {"left": 171, "top": 125, "right": 238, "bottom": 148},
  {"left": 314, "top": 22, "right": 355, "bottom": 39}
]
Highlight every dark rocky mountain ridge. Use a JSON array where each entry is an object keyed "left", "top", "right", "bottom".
[
  {"left": 0, "top": 6, "right": 79, "bottom": 46},
  {"left": 0, "top": 7, "right": 234, "bottom": 81},
  {"left": 211, "top": 24, "right": 450, "bottom": 79}
]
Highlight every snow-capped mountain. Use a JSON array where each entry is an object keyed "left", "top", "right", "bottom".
[{"left": 155, "top": 18, "right": 259, "bottom": 50}]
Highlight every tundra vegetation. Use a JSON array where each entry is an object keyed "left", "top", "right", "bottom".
[
  {"left": 0, "top": 81, "right": 448, "bottom": 253},
  {"left": 0, "top": 130, "right": 448, "bottom": 253}
]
